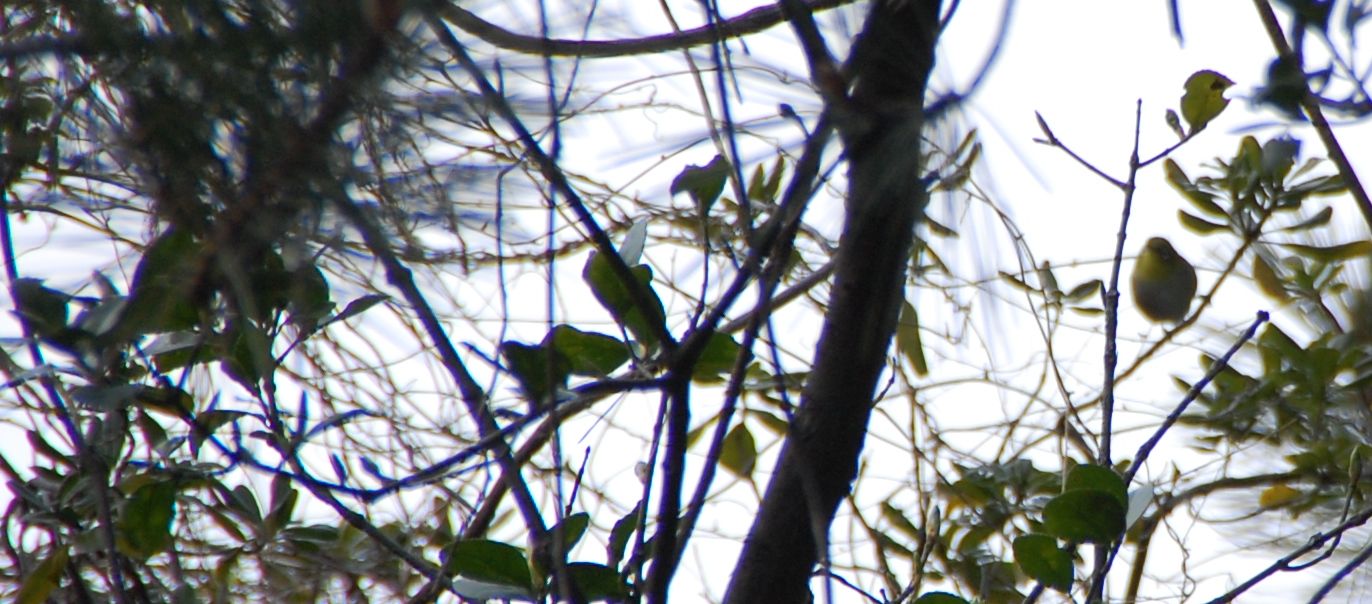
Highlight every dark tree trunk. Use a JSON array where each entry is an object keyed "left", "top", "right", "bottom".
[{"left": 723, "top": 2, "right": 942, "bottom": 602}]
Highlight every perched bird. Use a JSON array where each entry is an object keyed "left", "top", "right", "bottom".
[{"left": 1131, "top": 237, "right": 1197, "bottom": 323}]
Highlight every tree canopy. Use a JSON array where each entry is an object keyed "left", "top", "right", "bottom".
[{"left": 3, "top": 1, "right": 1372, "bottom": 603}]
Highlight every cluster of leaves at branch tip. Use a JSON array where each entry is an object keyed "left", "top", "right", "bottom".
[
  {"left": 672, "top": 153, "right": 788, "bottom": 249},
  {"left": 898, "top": 460, "right": 1138, "bottom": 602},
  {"left": 1159, "top": 127, "right": 1372, "bottom": 517},
  {"left": 1164, "top": 130, "right": 1355, "bottom": 307},
  {"left": 502, "top": 197, "right": 745, "bottom": 412},
  {"left": 998, "top": 262, "right": 1103, "bottom": 318},
  {"left": 438, "top": 511, "right": 633, "bottom": 601},
  {"left": 1012, "top": 464, "right": 1128, "bottom": 592}
]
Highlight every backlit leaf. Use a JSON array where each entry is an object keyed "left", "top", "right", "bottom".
[{"left": 1180, "top": 70, "right": 1234, "bottom": 133}]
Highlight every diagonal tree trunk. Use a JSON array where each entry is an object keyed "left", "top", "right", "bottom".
[{"left": 724, "top": 1, "right": 942, "bottom": 602}]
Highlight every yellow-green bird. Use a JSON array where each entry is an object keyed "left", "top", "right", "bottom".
[{"left": 1131, "top": 237, "right": 1196, "bottom": 323}]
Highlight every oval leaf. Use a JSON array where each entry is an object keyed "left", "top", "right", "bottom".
[
  {"left": 567, "top": 562, "right": 629, "bottom": 601},
  {"left": 670, "top": 155, "right": 731, "bottom": 213},
  {"left": 1043, "top": 490, "right": 1125, "bottom": 543},
  {"left": 1252, "top": 255, "right": 1288, "bottom": 301},
  {"left": 120, "top": 480, "right": 177, "bottom": 558},
  {"left": 447, "top": 539, "right": 533, "bottom": 590},
  {"left": 1065, "top": 464, "right": 1127, "bottom": 509},
  {"left": 582, "top": 252, "right": 666, "bottom": 349},
  {"left": 550, "top": 325, "right": 629, "bottom": 377},
  {"left": 720, "top": 422, "right": 757, "bottom": 478},
  {"left": 693, "top": 332, "right": 743, "bottom": 381},
  {"left": 1013, "top": 534, "right": 1073, "bottom": 591}
]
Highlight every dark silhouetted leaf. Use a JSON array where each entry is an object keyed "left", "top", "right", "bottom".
[{"left": 1013, "top": 533, "right": 1072, "bottom": 591}]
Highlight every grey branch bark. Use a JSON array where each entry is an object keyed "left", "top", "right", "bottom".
[{"left": 723, "top": 1, "right": 943, "bottom": 602}]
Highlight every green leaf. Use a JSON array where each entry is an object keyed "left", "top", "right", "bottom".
[
  {"left": 1252, "top": 255, "right": 1288, "bottom": 301},
  {"left": 71, "top": 384, "right": 153, "bottom": 411},
  {"left": 15, "top": 546, "right": 68, "bottom": 604},
  {"left": 499, "top": 341, "right": 569, "bottom": 408},
  {"left": 244, "top": 249, "right": 294, "bottom": 322},
  {"left": 1064, "top": 280, "right": 1102, "bottom": 303},
  {"left": 999, "top": 270, "right": 1036, "bottom": 293},
  {"left": 265, "top": 475, "right": 298, "bottom": 536},
  {"left": 932, "top": 141, "right": 980, "bottom": 193},
  {"left": 582, "top": 252, "right": 666, "bottom": 349},
  {"left": 607, "top": 503, "right": 641, "bottom": 567},
  {"left": 550, "top": 512, "right": 590, "bottom": 559},
  {"left": 446, "top": 539, "right": 534, "bottom": 590},
  {"left": 693, "top": 332, "right": 743, "bottom": 381},
  {"left": 1281, "top": 241, "right": 1372, "bottom": 262},
  {"left": 1164, "top": 159, "right": 1226, "bottom": 217},
  {"left": 221, "top": 322, "right": 270, "bottom": 391},
  {"left": 746, "top": 408, "right": 789, "bottom": 436},
  {"left": 549, "top": 325, "right": 629, "bottom": 377},
  {"left": 1065, "top": 464, "right": 1127, "bottom": 509},
  {"left": 875, "top": 532, "right": 915, "bottom": 559},
  {"left": 1279, "top": 206, "right": 1332, "bottom": 232},
  {"left": 330, "top": 294, "right": 388, "bottom": 325},
  {"left": 720, "top": 422, "right": 757, "bottom": 478},
  {"left": 747, "top": 162, "right": 767, "bottom": 203},
  {"left": 566, "top": 562, "right": 629, "bottom": 601},
  {"left": 897, "top": 300, "right": 929, "bottom": 376},
  {"left": 1178, "top": 210, "right": 1228, "bottom": 235},
  {"left": 881, "top": 501, "right": 923, "bottom": 541},
  {"left": 1013, "top": 534, "right": 1073, "bottom": 591},
  {"left": 10, "top": 278, "right": 70, "bottom": 339},
  {"left": 226, "top": 484, "right": 262, "bottom": 524},
  {"left": 1165, "top": 108, "right": 1185, "bottom": 138},
  {"left": 125, "top": 228, "right": 201, "bottom": 334},
  {"left": 686, "top": 414, "right": 717, "bottom": 449},
  {"left": 760, "top": 156, "right": 786, "bottom": 203},
  {"left": 923, "top": 216, "right": 958, "bottom": 238},
  {"left": 1180, "top": 70, "right": 1234, "bottom": 134},
  {"left": 670, "top": 154, "right": 731, "bottom": 213},
  {"left": 914, "top": 592, "right": 971, "bottom": 604},
  {"left": 1286, "top": 174, "right": 1345, "bottom": 197},
  {"left": 119, "top": 480, "right": 177, "bottom": 558},
  {"left": 287, "top": 263, "right": 332, "bottom": 330},
  {"left": 1042, "top": 490, "right": 1125, "bottom": 543},
  {"left": 191, "top": 410, "right": 249, "bottom": 453}
]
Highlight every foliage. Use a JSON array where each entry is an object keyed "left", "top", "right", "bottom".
[{"left": 5, "top": 1, "right": 1372, "bottom": 603}]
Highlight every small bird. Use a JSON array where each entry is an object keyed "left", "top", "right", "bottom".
[{"left": 1131, "top": 237, "right": 1197, "bottom": 323}]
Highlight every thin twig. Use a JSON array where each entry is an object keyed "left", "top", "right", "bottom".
[
  {"left": 1124, "top": 311, "right": 1268, "bottom": 484},
  {"left": 1207, "top": 503, "right": 1372, "bottom": 603}
]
